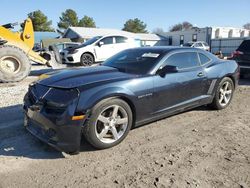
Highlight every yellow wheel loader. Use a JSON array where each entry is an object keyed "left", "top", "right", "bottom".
[{"left": 0, "top": 18, "right": 62, "bottom": 83}]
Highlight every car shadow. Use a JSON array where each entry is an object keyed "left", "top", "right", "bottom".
[{"left": 0, "top": 104, "right": 95, "bottom": 159}]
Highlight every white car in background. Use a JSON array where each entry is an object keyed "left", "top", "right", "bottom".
[
  {"left": 62, "top": 35, "right": 140, "bottom": 66},
  {"left": 55, "top": 42, "right": 80, "bottom": 52},
  {"left": 183, "top": 41, "right": 210, "bottom": 51}
]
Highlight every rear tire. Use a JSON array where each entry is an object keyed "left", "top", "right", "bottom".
[
  {"left": 210, "top": 77, "right": 234, "bottom": 110},
  {"left": 80, "top": 53, "right": 94, "bottom": 66},
  {"left": 83, "top": 98, "right": 133, "bottom": 149},
  {"left": 0, "top": 45, "right": 31, "bottom": 82}
]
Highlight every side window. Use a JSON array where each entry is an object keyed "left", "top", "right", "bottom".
[
  {"left": 194, "top": 43, "right": 199, "bottom": 47},
  {"left": 194, "top": 43, "right": 202, "bottom": 47},
  {"left": 115, "top": 36, "right": 128, "bottom": 43},
  {"left": 165, "top": 52, "right": 200, "bottom": 69},
  {"left": 198, "top": 43, "right": 203, "bottom": 47},
  {"left": 199, "top": 53, "right": 211, "bottom": 65},
  {"left": 101, "top": 37, "right": 114, "bottom": 45}
]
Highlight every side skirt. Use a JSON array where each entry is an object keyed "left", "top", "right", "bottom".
[{"left": 134, "top": 95, "right": 213, "bottom": 128}]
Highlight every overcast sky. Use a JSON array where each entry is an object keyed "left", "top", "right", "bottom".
[{"left": 1, "top": 0, "right": 249, "bottom": 32}]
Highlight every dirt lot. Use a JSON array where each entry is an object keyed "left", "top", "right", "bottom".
[{"left": 0, "top": 67, "right": 250, "bottom": 188}]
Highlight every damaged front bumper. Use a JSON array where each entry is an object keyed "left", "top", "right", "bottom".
[{"left": 23, "top": 83, "right": 86, "bottom": 153}]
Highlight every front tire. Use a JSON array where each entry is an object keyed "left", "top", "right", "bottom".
[
  {"left": 83, "top": 98, "right": 133, "bottom": 149},
  {"left": 80, "top": 53, "right": 94, "bottom": 66},
  {"left": 0, "top": 45, "right": 31, "bottom": 82},
  {"left": 210, "top": 77, "right": 234, "bottom": 110}
]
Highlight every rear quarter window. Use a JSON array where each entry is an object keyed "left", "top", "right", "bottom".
[{"left": 199, "top": 53, "right": 211, "bottom": 65}]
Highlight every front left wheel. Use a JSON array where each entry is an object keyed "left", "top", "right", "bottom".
[
  {"left": 80, "top": 53, "right": 94, "bottom": 66},
  {"left": 0, "top": 45, "right": 31, "bottom": 82},
  {"left": 83, "top": 98, "right": 133, "bottom": 149}
]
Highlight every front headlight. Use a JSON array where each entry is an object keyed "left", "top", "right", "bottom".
[
  {"left": 43, "top": 88, "right": 80, "bottom": 115},
  {"left": 46, "top": 101, "right": 68, "bottom": 108}
]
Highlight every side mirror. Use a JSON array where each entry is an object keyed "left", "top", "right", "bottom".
[
  {"left": 157, "top": 65, "right": 178, "bottom": 77},
  {"left": 98, "top": 41, "right": 104, "bottom": 47}
]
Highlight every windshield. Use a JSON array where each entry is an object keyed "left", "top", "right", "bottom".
[
  {"left": 79, "top": 36, "right": 102, "bottom": 47},
  {"left": 103, "top": 48, "right": 165, "bottom": 75}
]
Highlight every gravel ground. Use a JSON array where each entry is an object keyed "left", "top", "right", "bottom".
[{"left": 0, "top": 68, "right": 250, "bottom": 188}]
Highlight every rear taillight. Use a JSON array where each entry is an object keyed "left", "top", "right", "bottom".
[{"left": 231, "top": 50, "right": 243, "bottom": 58}]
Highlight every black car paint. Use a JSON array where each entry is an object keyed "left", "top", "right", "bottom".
[
  {"left": 23, "top": 47, "right": 239, "bottom": 153},
  {"left": 231, "top": 40, "right": 250, "bottom": 74}
]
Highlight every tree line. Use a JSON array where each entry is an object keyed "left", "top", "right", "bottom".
[
  {"left": 26, "top": 9, "right": 250, "bottom": 34},
  {"left": 26, "top": 9, "right": 148, "bottom": 33}
]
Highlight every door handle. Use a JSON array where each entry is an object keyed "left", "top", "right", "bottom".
[{"left": 197, "top": 72, "right": 204, "bottom": 77}]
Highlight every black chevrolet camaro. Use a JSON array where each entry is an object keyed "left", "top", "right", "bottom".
[{"left": 23, "top": 47, "right": 239, "bottom": 153}]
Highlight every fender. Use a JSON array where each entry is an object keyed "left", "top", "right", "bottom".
[
  {"left": 206, "top": 60, "right": 239, "bottom": 97},
  {"left": 82, "top": 51, "right": 96, "bottom": 60},
  {"left": 76, "top": 86, "right": 136, "bottom": 113}
]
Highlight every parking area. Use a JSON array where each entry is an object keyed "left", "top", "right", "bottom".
[{"left": 0, "top": 68, "right": 250, "bottom": 187}]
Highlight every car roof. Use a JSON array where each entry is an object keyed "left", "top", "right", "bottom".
[
  {"left": 101, "top": 34, "right": 134, "bottom": 38},
  {"left": 132, "top": 46, "right": 206, "bottom": 53},
  {"left": 56, "top": 42, "right": 80, "bottom": 44}
]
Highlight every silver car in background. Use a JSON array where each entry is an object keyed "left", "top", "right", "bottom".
[{"left": 183, "top": 41, "right": 210, "bottom": 51}]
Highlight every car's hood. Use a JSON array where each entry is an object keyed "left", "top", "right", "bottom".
[
  {"left": 37, "top": 66, "right": 136, "bottom": 89},
  {"left": 67, "top": 43, "right": 91, "bottom": 53}
]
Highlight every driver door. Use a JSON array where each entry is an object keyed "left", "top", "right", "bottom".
[
  {"left": 94, "top": 37, "right": 115, "bottom": 61},
  {"left": 153, "top": 51, "right": 207, "bottom": 114}
]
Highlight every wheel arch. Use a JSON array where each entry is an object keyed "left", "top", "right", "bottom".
[
  {"left": 77, "top": 87, "right": 137, "bottom": 127},
  {"left": 113, "top": 95, "right": 137, "bottom": 127},
  {"left": 219, "top": 74, "right": 237, "bottom": 89},
  {"left": 81, "top": 52, "right": 95, "bottom": 62},
  {"left": 227, "top": 75, "right": 237, "bottom": 88},
  {"left": 91, "top": 95, "right": 136, "bottom": 127}
]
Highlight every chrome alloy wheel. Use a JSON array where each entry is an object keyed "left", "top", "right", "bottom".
[
  {"left": 219, "top": 81, "right": 233, "bottom": 107},
  {"left": 95, "top": 105, "right": 129, "bottom": 144}
]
